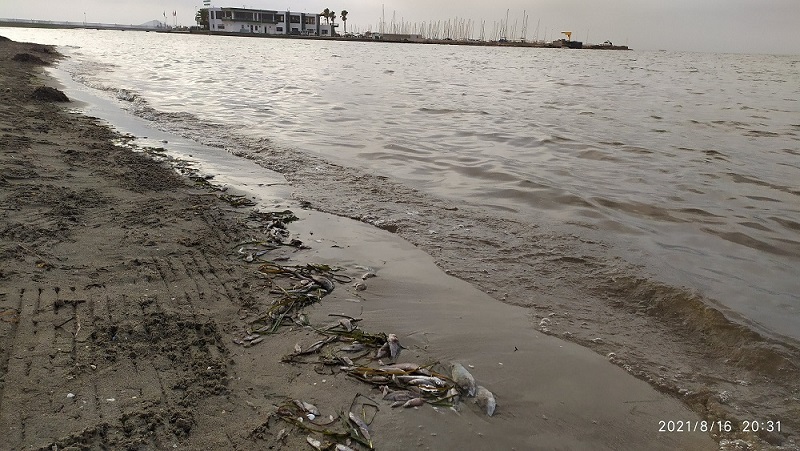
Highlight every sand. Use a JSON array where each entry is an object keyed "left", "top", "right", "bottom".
[{"left": 0, "top": 36, "right": 770, "bottom": 450}]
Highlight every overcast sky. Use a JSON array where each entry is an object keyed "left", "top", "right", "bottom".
[{"left": 2, "top": 0, "right": 799, "bottom": 54}]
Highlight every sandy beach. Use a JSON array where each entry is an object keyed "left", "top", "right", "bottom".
[{"left": 0, "top": 36, "right": 785, "bottom": 450}]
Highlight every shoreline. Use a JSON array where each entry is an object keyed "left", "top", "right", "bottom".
[
  {"left": 0, "top": 36, "right": 790, "bottom": 449},
  {"left": 0, "top": 21, "right": 631, "bottom": 50}
]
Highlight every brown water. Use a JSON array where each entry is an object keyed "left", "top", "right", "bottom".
[
  {"left": 21, "top": 29, "right": 795, "bottom": 339},
  {"left": 6, "top": 26, "right": 797, "bottom": 337}
]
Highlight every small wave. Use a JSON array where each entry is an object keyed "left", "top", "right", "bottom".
[
  {"left": 744, "top": 195, "right": 780, "bottom": 202},
  {"left": 739, "top": 221, "right": 773, "bottom": 232},
  {"left": 383, "top": 143, "right": 429, "bottom": 155},
  {"left": 702, "top": 228, "right": 799, "bottom": 257},
  {"left": 678, "top": 207, "right": 722, "bottom": 218},
  {"left": 770, "top": 216, "right": 800, "bottom": 232},
  {"left": 745, "top": 129, "right": 780, "bottom": 137},
  {"left": 728, "top": 173, "right": 800, "bottom": 196},
  {"left": 601, "top": 275, "right": 799, "bottom": 376},
  {"left": 417, "top": 107, "right": 486, "bottom": 115},
  {"left": 576, "top": 149, "right": 619, "bottom": 161},
  {"left": 594, "top": 197, "right": 686, "bottom": 223},
  {"left": 116, "top": 88, "right": 140, "bottom": 102}
]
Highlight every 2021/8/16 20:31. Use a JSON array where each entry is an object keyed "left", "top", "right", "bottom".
[{"left": 658, "top": 420, "right": 781, "bottom": 433}]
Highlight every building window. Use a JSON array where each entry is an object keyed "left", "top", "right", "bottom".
[
  {"left": 290, "top": 15, "right": 300, "bottom": 23},
  {"left": 275, "top": 14, "right": 284, "bottom": 22},
  {"left": 276, "top": 26, "right": 283, "bottom": 32},
  {"left": 218, "top": 25, "right": 225, "bottom": 30},
  {"left": 304, "top": 16, "right": 315, "bottom": 25}
]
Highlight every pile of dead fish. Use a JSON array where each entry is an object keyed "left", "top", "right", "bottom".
[
  {"left": 253, "top": 396, "right": 377, "bottom": 450},
  {"left": 279, "top": 317, "right": 497, "bottom": 417},
  {"left": 233, "top": 262, "right": 351, "bottom": 344},
  {"left": 235, "top": 210, "right": 306, "bottom": 262}
]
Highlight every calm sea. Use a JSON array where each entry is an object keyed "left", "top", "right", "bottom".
[{"left": 3, "top": 28, "right": 798, "bottom": 342}]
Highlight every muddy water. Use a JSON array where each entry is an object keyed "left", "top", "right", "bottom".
[{"left": 5, "top": 27, "right": 795, "bottom": 341}]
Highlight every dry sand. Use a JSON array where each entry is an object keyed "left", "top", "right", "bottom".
[{"left": 0, "top": 36, "right": 771, "bottom": 450}]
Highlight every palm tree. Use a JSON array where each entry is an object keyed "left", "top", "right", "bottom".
[
  {"left": 195, "top": 8, "right": 209, "bottom": 29},
  {"left": 329, "top": 11, "right": 337, "bottom": 35},
  {"left": 321, "top": 8, "right": 330, "bottom": 25},
  {"left": 341, "top": 10, "right": 348, "bottom": 34}
]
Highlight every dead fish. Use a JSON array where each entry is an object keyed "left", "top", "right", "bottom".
[
  {"left": 353, "top": 281, "right": 367, "bottom": 291},
  {"left": 338, "top": 318, "right": 354, "bottom": 332},
  {"left": 387, "top": 333, "right": 401, "bottom": 360},
  {"left": 294, "top": 399, "right": 320, "bottom": 416},
  {"left": 446, "top": 387, "right": 460, "bottom": 405},
  {"left": 403, "top": 397, "right": 425, "bottom": 408},
  {"left": 396, "top": 375, "right": 446, "bottom": 387},
  {"left": 306, "top": 435, "right": 325, "bottom": 450},
  {"left": 383, "top": 390, "right": 415, "bottom": 402},
  {"left": 294, "top": 343, "right": 302, "bottom": 353},
  {"left": 382, "top": 362, "right": 420, "bottom": 372},
  {"left": 475, "top": 385, "right": 496, "bottom": 416},
  {"left": 451, "top": 362, "right": 477, "bottom": 397},
  {"left": 376, "top": 366, "right": 410, "bottom": 375},
  {"left": 348, "top": 412, "right": 372, "bottom": 444},
  {"left": 361, "top": 271, "right": 376, "bottom": 280},
  {"left": 341, "top": 342, "right": 366, "bottom": 353},
  {"left": 335, "top": 445, "right": 356, "bottom": 451},
  {"left": 375, "top": 342, "right": 389, "bottom": 359},
  {"left": 310, "top": 275, "right": 334, "bottom": 293},
  {"left": 297, "top": 336, "right": 336, "bottom": 355}
]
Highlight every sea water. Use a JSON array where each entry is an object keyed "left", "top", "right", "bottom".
[{"left": 2, "top": 27, "right": 798, "bottom": 342}]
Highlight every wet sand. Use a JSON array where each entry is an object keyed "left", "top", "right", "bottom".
[{"left": 0, "top": 37, "right": 766, "bottom": 450}]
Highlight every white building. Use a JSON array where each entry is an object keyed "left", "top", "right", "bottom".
[{"left": 207, "top": 7, "right": 334, "bottom": 36}]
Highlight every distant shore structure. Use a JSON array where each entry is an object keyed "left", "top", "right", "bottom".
[
  {"left": 207, "top": 7, "right": 333, "bottom": 36},
  {"left": 0, "top": 15, "right": 629, "bottom": 50}
]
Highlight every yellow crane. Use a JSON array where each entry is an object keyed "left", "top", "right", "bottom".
[{"left": 561, "top": 31, "right": 572, "bottom": 41}]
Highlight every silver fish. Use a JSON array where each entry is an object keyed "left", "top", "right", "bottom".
[
  {"left": 475, "top": 385, "right": 496, "bottom": 416},
  {"left": 396, "top": 375, "right": 446, "bottom": 387},
  {"left": 387, "top": 333, "right": 401, "bottom": 360},
  {"left": 306, "top": 435, "right": 323, "bottom": 450},
  {"left": 403, "top": 397, "right": 425, "bottom": 408},
  {"left": 445, "top": 387, "right": 461, "bottom": 406},
  {"left": 451, "top": 362, "right": 477, "bottom": 397},
  {"left": 310, "top": 276, "right": 334, "bottom": 293},
  {"left": 383, "top": 390, "right": 415, "bottom": 402},
  {"left": 382, "top": 362, "right": 420, "bottom": 372},
  {"left": 348, "top": 412, "right": 371, "bottom": 444},
  {"left": 294, "top": 399, "right": 320, "bottom": 416},
  {"left": 335, "top": 445, "right": 356, "bottom": 451},
  {"left": 374, "top": 342, "right": 389, "bottom": 359},
  {"left": 376, "top": 366, "right": 409, "bottom": 375},
  {"left": 338, "top": 318, "right": 354, "bottom": 332},
  {"left": 341, "top": 342, "right": 366, "bottom": 353}
]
